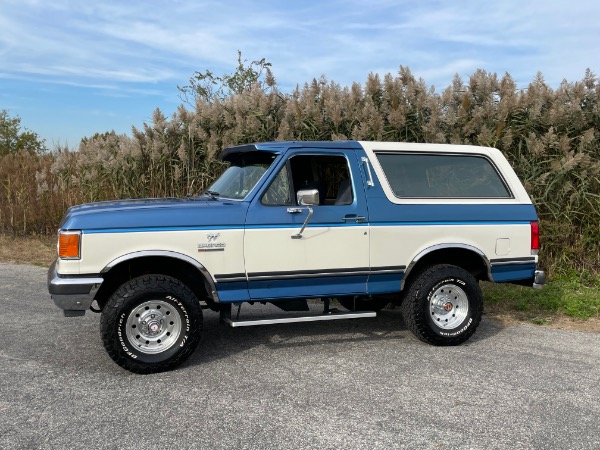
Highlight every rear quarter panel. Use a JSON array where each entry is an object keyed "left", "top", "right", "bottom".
[{"left": 358, "top": 142, "right": 538, "bottom": 284}]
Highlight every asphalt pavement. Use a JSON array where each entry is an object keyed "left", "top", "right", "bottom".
[{"left": 1, "top": 262, "right": 600, "bottom": 450}]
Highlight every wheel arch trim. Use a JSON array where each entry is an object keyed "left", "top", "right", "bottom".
[
  {"left": 101, "top": 250, "right": 220, "bottom": 302},
  {"left": 401, "top": 243, "right": 493, "bottom": 290}
]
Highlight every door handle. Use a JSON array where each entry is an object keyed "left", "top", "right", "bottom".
[
  {"left": 287, "top": 208, "right": 303, "bottom": 214},
  {"left": 342, "top": 215, "right": 365, "bottom": 223}
]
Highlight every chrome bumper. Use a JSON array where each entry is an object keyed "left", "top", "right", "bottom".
[
  {"left": 533, "top": 270, "right": 546, "bottom": 289},
  {"left": 47, "top": 261, "right": 103, "bottom": 317}
]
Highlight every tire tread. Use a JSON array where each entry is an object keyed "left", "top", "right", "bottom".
[
  {"left": 401, "top": 264, "right": 483, "bottom": 346},
  {"left": 100, "top": 274, "right": 202, "bottom": 374}
]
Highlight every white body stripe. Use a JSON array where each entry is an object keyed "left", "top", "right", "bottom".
[
  {"left": 244, "top": 226, "right": 369, "bottom": 273},
  {"left": 370, "top": 223, "right": 532, "bottom": 269},
  {"left": 56, "top": 229, "right": 245, "bottom": 278}
]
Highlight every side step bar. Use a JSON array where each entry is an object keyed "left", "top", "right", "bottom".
[{"left": 223, "top": 311, "right": 376, "bottom": 328}]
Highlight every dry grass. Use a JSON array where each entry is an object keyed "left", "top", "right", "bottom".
[
  {"left": 1, "top": 67, "right": 599, "bottom": 274},
  {"left": 0, "top": 234, "right": 56, "bottom": 267}
]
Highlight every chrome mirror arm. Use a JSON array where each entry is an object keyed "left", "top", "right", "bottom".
[{"left": 291, "top": 206, "right": 313, "bottom": 239}]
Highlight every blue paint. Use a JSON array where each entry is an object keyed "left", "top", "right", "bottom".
[
  {"left": 84, "top": 225, "right": 245, "bottom": 234},
  {"left": 367, "top": 272, "right": 404, "bottom": 294},
  {"left": 370, "top": 221, "right": 531, "bottom": 227},
  {"left": 247, "top": 275, "right": 367, "bottom": 301},
  {"left": 245, "top": 147, "right": 370, "bottom": 226},
  {"left": 366, "top": 197, "right": 538, "bottom": 223},
  {"left": 214, "top": 281, "right": 250, "bottom": 302},
  {"left": 223, "top": 140, "right": 363, "bottom": 158},
  {"left": 491, "top": 263, "right": 537, "bottom": 282},
  {"left": 60, "top": 198, "right": 249, "bottom": 232},
  {"left": 81, "top": 220, "right": 529, "bottom": 235}
]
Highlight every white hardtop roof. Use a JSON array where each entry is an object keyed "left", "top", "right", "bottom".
[{"left": 358, "top": 141, "right": 496, "bottom": 155}]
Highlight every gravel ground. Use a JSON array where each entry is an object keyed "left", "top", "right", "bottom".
[{"left": 2, "top": 263, "right": 600, "bottom": 450}]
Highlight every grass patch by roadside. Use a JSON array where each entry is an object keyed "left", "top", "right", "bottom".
[
  {"left": 482, "top": 272, "right": 600, "bottom": 331},
  {"left": 1, "top": 235, "right": 598, "bottom": 332},
  {"left": 482, "top": 272, "right": 600, "bottom": 319}
]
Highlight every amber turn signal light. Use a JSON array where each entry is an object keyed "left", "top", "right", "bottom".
[{"left": 58, "top": 231, "right": 81, "bottom": 259}]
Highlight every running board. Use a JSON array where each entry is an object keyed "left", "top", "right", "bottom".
[{"left": 224, "top": 311, "right": 376, "bottom": 328}]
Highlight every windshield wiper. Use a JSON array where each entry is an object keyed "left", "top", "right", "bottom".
[{"left": 206, "top": 190, "right": 220, "bottom": 200}]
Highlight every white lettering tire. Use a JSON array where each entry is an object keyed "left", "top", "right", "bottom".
[
  {"left": 100, "top": 274, "right": 203, "bottom": 374},
  {"left": 401, "top": 264, "right": 483, "bottom": 346}
]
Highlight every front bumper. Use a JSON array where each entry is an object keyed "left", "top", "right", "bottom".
[{"left": 47, "top": 260, "right": 104, "bottom": 317}]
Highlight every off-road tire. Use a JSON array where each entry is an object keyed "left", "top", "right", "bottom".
[
  {"left": 101, "top": 274, "right": 203, "bottom": 374},
  {"left": 401, "top": 264, "right": 482, "bottom": 346}
]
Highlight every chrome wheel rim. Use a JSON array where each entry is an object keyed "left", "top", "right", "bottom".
[
  {"left": 125, "top": 300, "right": 182, "bottom": 354},
  {"left": 429, "top": 284, "right": 469, "bottom": 330}
]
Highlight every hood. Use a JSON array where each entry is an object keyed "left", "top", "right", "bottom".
[{"left": 59, "top": 197, "right": 249, "bottom": 232}]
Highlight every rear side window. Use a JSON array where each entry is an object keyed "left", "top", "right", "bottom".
[{"left": 375, "top": 153, "right": 511, "bottom": 198}]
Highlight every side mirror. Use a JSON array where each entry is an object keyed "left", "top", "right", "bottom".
[
  {"left": 292, "top": 189, "right": 319, "bottom": 239},
  {"left": 297, "top": 189, "right": 319, "bottom": 206}
]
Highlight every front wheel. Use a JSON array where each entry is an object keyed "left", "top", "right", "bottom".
[
  {"left": 101, "top": 274, "right": 203, "bottom": 374},
  {"left": 401, "top": 264, "right": 483, "bottom": 346}
]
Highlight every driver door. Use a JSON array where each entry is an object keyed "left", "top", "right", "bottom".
[{"left": 244, "top": 149, "right": 370, "bottom": 300}]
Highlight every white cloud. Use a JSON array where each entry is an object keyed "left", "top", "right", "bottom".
[
  {"left": 2, "top": 0, "right": 599, "bottom": 145},
  {"left": 1, "top": 0, "right": 596, "bottom": 91}
]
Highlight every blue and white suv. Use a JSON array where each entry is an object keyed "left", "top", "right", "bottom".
[{"left": 48, "top": 141, "right": 545, "bottom": 373}]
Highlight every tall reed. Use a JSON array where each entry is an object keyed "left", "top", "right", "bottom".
[{"left": 1, "top": 68, "right": 598, "bottom": 273}]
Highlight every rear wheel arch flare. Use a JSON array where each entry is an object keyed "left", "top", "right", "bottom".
[{"left": 402, "top": 243, "right": 492, "bottom": 290}]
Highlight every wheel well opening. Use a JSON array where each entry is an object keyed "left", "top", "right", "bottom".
[
  {"left": 95, "top": 256, "right": 215, "bottom": 310},
  {"left": 405, "top": 248, "right": 489, "bottom": 289}
]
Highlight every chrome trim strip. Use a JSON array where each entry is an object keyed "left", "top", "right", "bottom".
[
  {"left": 361, "top": 157, "right": 375, "bottom": 186},
  {"left": 370, "top": 266, "right": 407, "bottom": 274},
  {"left": 490, "top": 260, "right": 537, "bottom": 267},
  {"left": 247, "top": 267, "right": 375, "bottom": 282},
  {"left": 217, "top": 266, "right": 406, "bottom": 283},
  {"left": 215, "top": 277, "right": 247, "bottom": 283},
  {"left": 101, "top": 250, "right": 220, "bottom": 303},
  {"left": 224, "top": 311, "right": 376, "bottom": 327},
  {"left": 248, "top": 270, "right": 372, "bottom": 281},
  {"left": 402, "top": 243, "right": 492, "bottom": 289},
  {"left": 215, "top": 273, "right": 247, "bottom": 283}
]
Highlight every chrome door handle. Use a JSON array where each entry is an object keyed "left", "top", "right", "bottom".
[
  {"left": 342, "top": 215, "right": 365, "bottom": 223},
  {"left": 287, "top": 208, "right": 303, "bottom": 214}
]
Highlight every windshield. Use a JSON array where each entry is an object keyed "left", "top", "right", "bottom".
[{"left": 207, "top": 151, "right": 278, "bottom": 200}]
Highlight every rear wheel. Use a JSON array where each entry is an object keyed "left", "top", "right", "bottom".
[
  {"left": 101, "top": 274, "right": 203, "bottom": 374},
  {"left": 401, "top": 264, "right": 482, "bottom": 346}
]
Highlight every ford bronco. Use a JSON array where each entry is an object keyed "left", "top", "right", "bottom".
[{"left": 48, "top": 141, "right": 545, "bottom": 373}]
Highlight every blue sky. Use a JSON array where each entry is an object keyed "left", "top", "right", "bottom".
[{"left": 1, "top": 0, "right": 599, "bottom": 148}]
